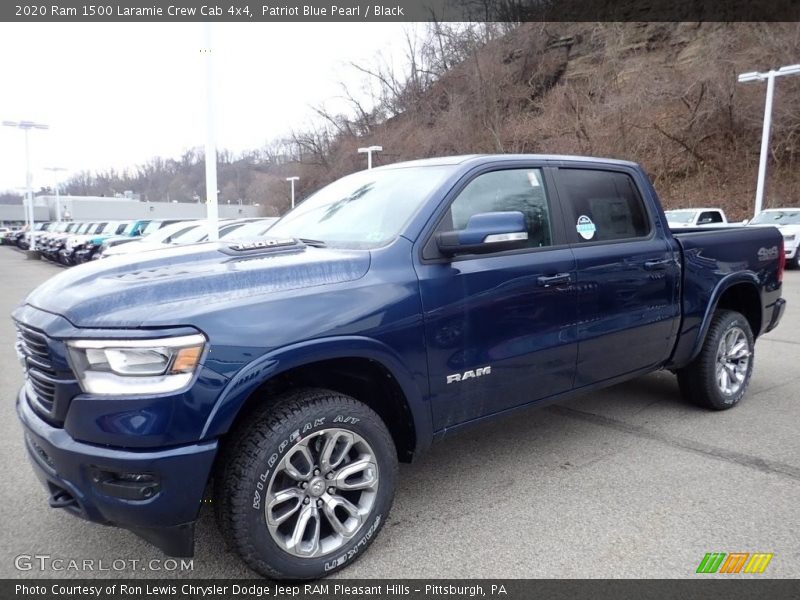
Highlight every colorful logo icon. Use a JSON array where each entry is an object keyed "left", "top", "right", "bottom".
[{"left": 696, "top": 552, "right": 773, "bottom": 574}]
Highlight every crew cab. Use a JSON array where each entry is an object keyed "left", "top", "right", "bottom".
[{"left": 12, "top": 155, "right": 786, "bottom": 579}]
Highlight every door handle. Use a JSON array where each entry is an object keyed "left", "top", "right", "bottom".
[
  {"left": 644, "top": 258, "right": 673, "bottom": 270},
  {"left": 537, "top": 273, "right": 572, "bottom": 287}
]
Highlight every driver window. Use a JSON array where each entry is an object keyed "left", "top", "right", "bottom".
[{"left": 441, "top": 169, "right": 553, "bottom": 248}]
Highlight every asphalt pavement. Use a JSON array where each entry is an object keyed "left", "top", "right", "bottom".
[{"left": 1, "top": 248, "right": 798, "bottom": 579}]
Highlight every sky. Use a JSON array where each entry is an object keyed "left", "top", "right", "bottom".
[{"left": 0, "top": 22, "right": 415, "bottom": 192}]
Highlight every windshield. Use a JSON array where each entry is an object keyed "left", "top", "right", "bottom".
[
  {"left": 99, "top": 221, "right": 120, "bottom": 234},
  {"left": 665, "top": 210, "right": 697, "bottom": 224},
  {"left": 142, "top": 221, "right": 165, "bottom": 236},
  {"left": 120, "top": 221, "right": 140, "bottom": 235},
  {"left": 267, "top": 166, "right": 454, "bottom": 248},
  {"left": 751, "top": 210, "right": 800, "bottom": 225},
  {"left": 220, "top": 218, "right": 279, "bottom": 240}
]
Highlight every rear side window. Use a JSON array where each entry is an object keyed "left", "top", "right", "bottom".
[
  {"left": 557, "top": 169, "right": 650, "bottom": 243},
  {"left": 439, "top": 168, "right": 553, "bottom": 249},
  {"left": 699, "top": 211, "right": 723, "bottom": 224}
]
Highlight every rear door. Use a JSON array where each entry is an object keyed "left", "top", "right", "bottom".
[
  {"left": 415, "top": 165, "right": 578, "bottom": 429},
  {"left": 552, "top": 166, "right": 680, "bottom": 387}
]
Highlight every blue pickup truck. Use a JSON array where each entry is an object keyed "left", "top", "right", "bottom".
[{"left": 13, "top": 155, "right": 786, "bottom": 579}]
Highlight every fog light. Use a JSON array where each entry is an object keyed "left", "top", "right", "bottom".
[{"left": 90, "top": 468, "right": 161, "bottom": 501}]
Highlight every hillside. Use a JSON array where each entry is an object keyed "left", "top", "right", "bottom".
[
  {"left": 317, "top": 22, "right": 800, "bottom": 220},
  {"left": 61, "top": 22, "right": 800, "bottom": 219}
]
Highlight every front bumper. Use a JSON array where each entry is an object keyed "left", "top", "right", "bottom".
[{"left": 17, "top": 388, "right": 218, "bottom": 556}]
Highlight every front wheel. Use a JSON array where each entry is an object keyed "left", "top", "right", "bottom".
[
  {"left": 677, "top": 310, "right": 754, "bottom": 410},
  {"left": 214, "top": 388, "right": 397, "bottom": 579}
]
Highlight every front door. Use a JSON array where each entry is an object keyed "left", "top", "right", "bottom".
[{"left": 414, "top": 166, "right": 579, "bottom": 430}]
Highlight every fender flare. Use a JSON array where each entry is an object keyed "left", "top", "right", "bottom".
[
  {"left": 686, "top": 271, "right": 761, "bottom": 363},
  {"left": 200, "top": 336, "right": 432, "bottom": 455}
]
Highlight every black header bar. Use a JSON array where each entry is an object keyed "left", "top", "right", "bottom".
[{"left": 3, "top": 0, "right": 799, "bottom": 22}]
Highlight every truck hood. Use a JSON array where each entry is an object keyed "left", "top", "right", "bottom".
[{"left": 24, "top": 240, "right": 371, "bottom": 328}]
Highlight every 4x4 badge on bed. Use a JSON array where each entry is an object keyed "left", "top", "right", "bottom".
[{"left": 757, "top": 246, "right": 779, "bottom": 261}]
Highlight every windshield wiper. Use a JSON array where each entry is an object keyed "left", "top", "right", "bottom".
[{"left": 298, "top": 238, "right": 327, "bottom": 248}]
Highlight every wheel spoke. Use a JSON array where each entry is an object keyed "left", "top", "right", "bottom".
[
  {"left": 719, "top": 368, "right": 731, "bottom": 393},
  {"left": 322, "top": 494, "right": 364, "bottom": 538},
  {"left": 283, "top": 443, "right": 314, "bottom": 481},
  {"left": 266, "top": 488, "right": 304, "bottom": 527},
  {"left": 287, "top": 504, "right": 320, "bottom": 556},
  {"left": 334, "top": 456, "right": 379, "bottom": 491},
  {"left": 319, "top": 431, "right": 354, "bottom": 474},
  {"left": 728, "top": 340, "right": 749, "bottom": 360}
]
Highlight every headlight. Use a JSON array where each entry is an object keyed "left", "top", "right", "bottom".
[
  {"left": 784, "top": 234, "right": 796, "bottom": 242},
  {"left": 66, "top": 334, "right": 206, "bottom": 395}
]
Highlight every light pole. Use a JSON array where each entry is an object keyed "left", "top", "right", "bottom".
[
  {"left": 357, "top": 145, "right": 383, "bottom": 170},
  {"left": 202, "top": 24, "right": 220, "bottom": 241},
  {"left": 286, "top": 176, "right": 299, "bottom": 209},
  {"left": 45, "top": 166, "right": 68, "bottom": 221},
  {"left": 3, "top": 120, "right": 49, "bottom": 252},
  {"left": 737, "top": 64, "right": 800, "bottom": 218}
]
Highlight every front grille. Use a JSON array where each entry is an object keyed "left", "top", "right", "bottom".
[
  {"left": 15, "top": 323, "right": 78, "bottom": 426},
  {"left": 17, "top": 326, "right": 51, "bottom": 363}
]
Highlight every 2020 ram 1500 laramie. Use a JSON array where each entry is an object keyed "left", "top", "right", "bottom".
[{"left": 13, "top": 155, "right": 786, "bottom": 579}]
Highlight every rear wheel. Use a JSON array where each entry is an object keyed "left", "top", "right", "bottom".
[
  {"left": 214, "top": 388, "right": 397, "bottom": 579},
  {"left": 677, "top": 310, "right": 754, "bottom": 410}
]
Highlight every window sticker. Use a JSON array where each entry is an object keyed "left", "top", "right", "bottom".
[
  {"left": 527, "top": 171, "right": 541, "bottom": 187},
  {"left": 576, "top": 215, "right": 596, "bottom": 240}
]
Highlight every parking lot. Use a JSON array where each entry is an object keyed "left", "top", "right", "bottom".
[{"left": 1, "top": 247, "right": 798, "bottom": 579}]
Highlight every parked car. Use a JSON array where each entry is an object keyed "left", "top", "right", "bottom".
[
  {"left": 664, "top": 207, "right": 730, "bottom": 228},
  {"left": 18, "top": 222, "right": 54, "bottom": 250},
  {"left": 12, "top": 155, "right": 786, "bottom": 579},
  {"left": 0, "top": 227, "right": 23, "bottom": 245},
  {"left": 100, "top": 220, "right": 235, "bottom": 258},
  {"left": 219, "top": 217, "right": 279, "bottom": 241},
  {"left": 44, "top": 222, "right": 91, "bottom": 263},
  {"left": 164, "top": 218, "right": 268, "bottom": 246},
  {"left": 59, "top": 222, "right": 106, "bottom": 265},
  {"left": 748, "top": 208, "right": 800, "bottom": 268},
  {"left": 73, "top": 221, "right": 134, "bottom": 264},
  {"left": 94, "top": 219, "right": 183, "bottom": 258},
  {"left": 39, "top": 221, "right": 81, "bottom": 260}
]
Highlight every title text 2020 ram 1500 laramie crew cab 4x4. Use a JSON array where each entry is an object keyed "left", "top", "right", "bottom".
[{"left": 13, "top": 155, "right": 786, "bottom": 579}]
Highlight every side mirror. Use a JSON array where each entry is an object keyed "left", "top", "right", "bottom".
[{"left": 436, "top": 211, "right": 528, "bottom": 257}]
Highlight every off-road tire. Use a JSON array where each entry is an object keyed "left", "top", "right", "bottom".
[
  {"left": 677, "top": 310, "right": 754, "bottom": 410},
  {"left": 214, "top": 388, "right": 397, "bottom": 579}
]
